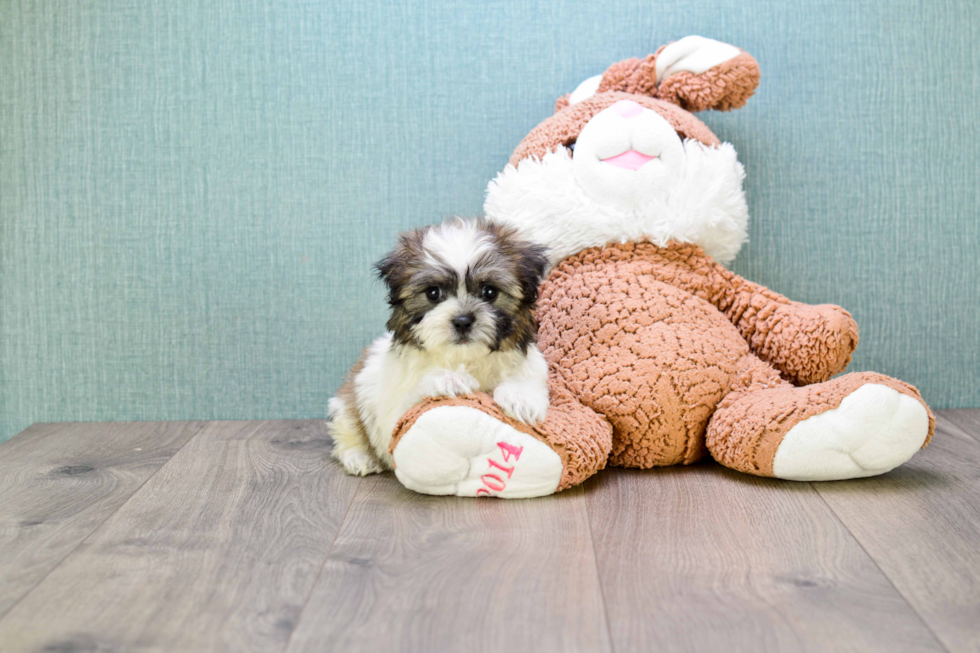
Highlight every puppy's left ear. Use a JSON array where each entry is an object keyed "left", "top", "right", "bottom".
[{"left": 517, "top": 242, "right": 550, "bottom": 306}]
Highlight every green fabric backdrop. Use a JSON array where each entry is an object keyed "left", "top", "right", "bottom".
[{"left": 2, "top": 0, "right": 978, "bottom": 442}]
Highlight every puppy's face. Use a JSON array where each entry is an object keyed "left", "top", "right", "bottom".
[{"left": 377, "top": 219, "right": 548, "bottom": 354}]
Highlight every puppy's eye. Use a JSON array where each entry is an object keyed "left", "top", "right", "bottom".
[
  {"left": 425, "top": 287, "right": 442, "bottom": 302},
  {"left": 481, "top": 285, "right": 498, "bottom": 302}
]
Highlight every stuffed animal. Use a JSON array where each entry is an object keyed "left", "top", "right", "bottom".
[{"left": 388, "top": 36, "right": 934, "bottom": 498}]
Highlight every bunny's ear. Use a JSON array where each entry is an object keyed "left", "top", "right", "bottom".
[
  {"left": 654, "top": 36, "right": 760, "bottom": 112},
  {"left": 553, "top": 73, "right": 602, "bottom": 113},
  {"left": 557, "top": 36, "right": 759, "bottom": 114}
]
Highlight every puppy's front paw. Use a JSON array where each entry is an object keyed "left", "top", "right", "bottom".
[
  {"left": 418, "top": 367, "right": 480, "bottom": 399},
  {"left": 494, "top": 384, "right": 549, "bottom": 426},
  {"left": 339, "top": 449, "right": 384, "bottom": 476}
]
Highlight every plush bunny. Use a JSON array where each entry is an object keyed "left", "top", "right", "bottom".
[{"left": 387, "top": 36, "right": 933, "bottom": 498}]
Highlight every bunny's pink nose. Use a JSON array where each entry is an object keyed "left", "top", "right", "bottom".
[{"left": 611, "top": 99, "right": 643, "bottom": 118}]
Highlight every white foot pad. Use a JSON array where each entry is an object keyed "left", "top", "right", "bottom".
[
  {"left": 772, "top": 384, "right": 929, "bottom": 481},
  {"left": 392, "top": 406, "right": 563, "bottom": 499}
]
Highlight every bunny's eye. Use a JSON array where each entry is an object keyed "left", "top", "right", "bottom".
[{"left": 566, "top": 142, "right": 577, "bottom": 155}]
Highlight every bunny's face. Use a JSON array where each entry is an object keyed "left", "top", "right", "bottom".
[
  {"left": 570, "top": 99, "right": 687, "bottom": 212},
  {"left": 484, "top": 37, "right": 761, "bottom": 268}
]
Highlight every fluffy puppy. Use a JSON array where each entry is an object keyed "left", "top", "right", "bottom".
[{"left": 328, "top": 217, "right": 551, "bottom": 476}]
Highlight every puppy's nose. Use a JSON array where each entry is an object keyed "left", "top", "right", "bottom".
[
  {"left": 452, "top": 314, "right": 474, "bottom": 330},
  {"left": 611, "top": 99, "right": 643, "bottom": 118}
]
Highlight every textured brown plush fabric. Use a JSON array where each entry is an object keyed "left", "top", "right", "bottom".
[
  {"left": 539, "top": 243, "right": 751, "bottom": 467},
  {"left": 544, "top": 242, "right": 859, "bottom": 387},
  {"left": 597, "top": 52, "right": 661, "bottom": 97},
  {"left": 390, "top": 374, "right": 613, "bottom": 492},
  {"left": 554, "top": 94, "right": 570, "bottom": 114},
  {"left": 533, "top": 241, "right": 931, "bottom": 470},
  {"left": 706, "top": 368, "right": 935, "bottom": 476},
  {"left": 656, "top": 51, "right": 761, "bottom": 112},
  {"left": 509, "top": 92, "right": 720, "bottom": 167}
]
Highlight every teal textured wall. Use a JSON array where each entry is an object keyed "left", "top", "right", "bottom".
[{"left": 2, "top": 0, "right": 978, "bottom": 442}]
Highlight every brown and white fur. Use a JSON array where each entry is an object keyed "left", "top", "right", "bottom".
[{"left": 328, "top": 218, "right": 550, "bottom": 476}]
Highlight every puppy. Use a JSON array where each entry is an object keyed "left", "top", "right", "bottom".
[{"left": 328, "top": 217, "right": 551, "bottom": 476}]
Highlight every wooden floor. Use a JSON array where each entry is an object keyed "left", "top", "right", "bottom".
[{"left": 0, "top": 412, "right": 978, "bottom": 652}]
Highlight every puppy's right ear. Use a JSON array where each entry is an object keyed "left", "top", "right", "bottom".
[
  {"left": 374, "top": 227, "right": 427, "bottom": 305},
  {"left": 374, "top": 249, "right": 402, "bottom": 305},
  {"left": 374, "top": 251, "right": 397, "bottom": 287}
]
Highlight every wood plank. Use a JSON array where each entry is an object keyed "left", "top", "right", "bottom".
[
  {"left": 815, "top": 412, "right": 980, "bottom": 652},
  {"left": 0, "top": 421, "right": 205, "bottom": 618},
  {"left": 284, "top": 476, "right": 612, "bottom": 653},
  {"left": 586, "top": 465, "right": 944, "bottom": 653},
  {"left": 941, "top": 408, "right": 980, "bottom": 443},
  {"left": 0, "top": 420, "right": 360, "bottom": 653}
]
